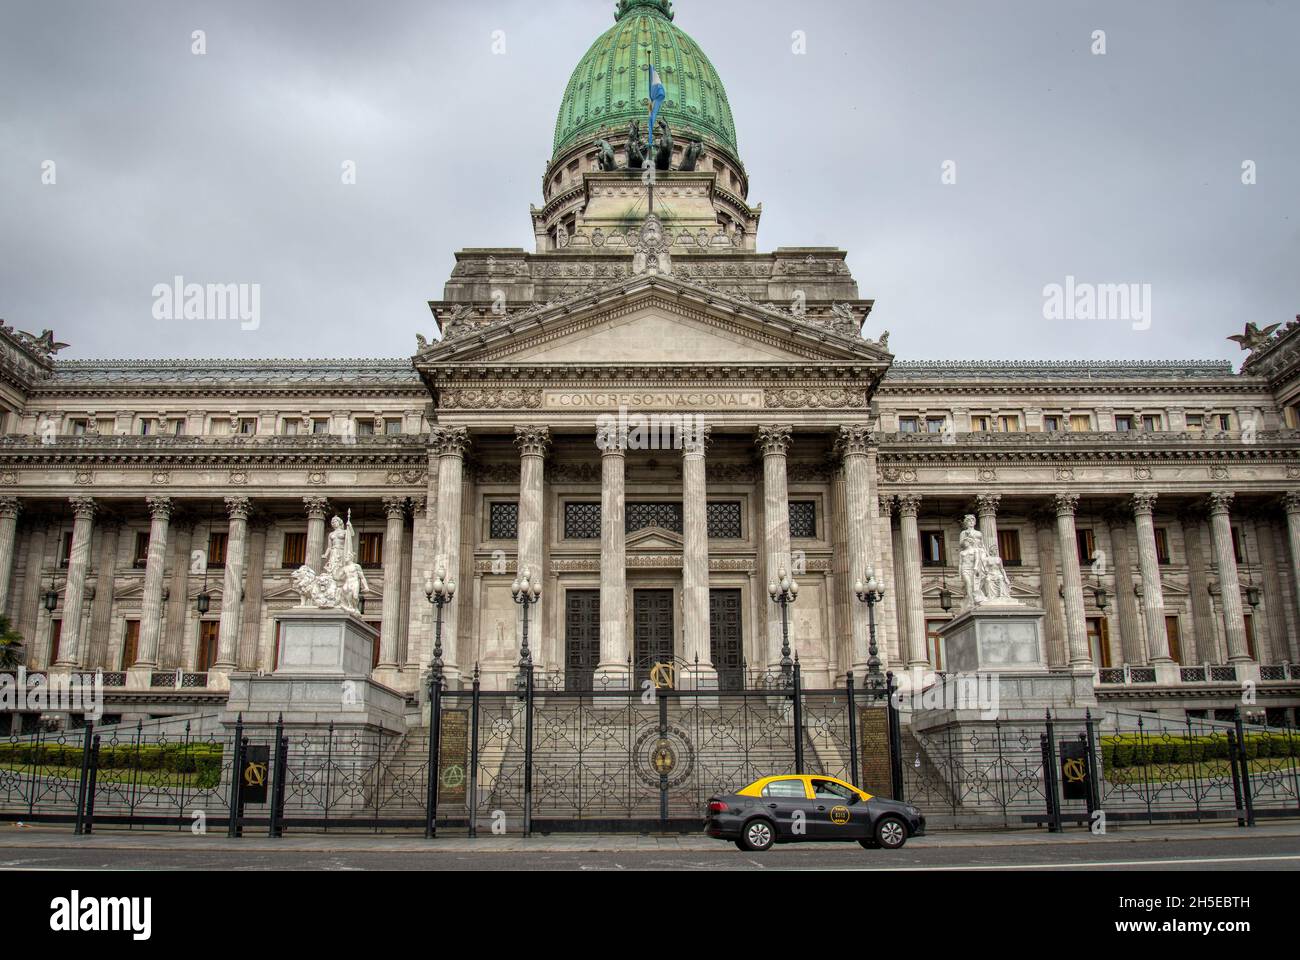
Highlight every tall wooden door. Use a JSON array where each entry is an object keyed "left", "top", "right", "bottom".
[
  {"left": 709, "top": 589, "right": 743, "bottom": 691},
  {"left": 634, "top": 589, "right": 675, "bottom": 686},
  {"left": 564, "top": 590, "right": 601, "bottom": 691}
]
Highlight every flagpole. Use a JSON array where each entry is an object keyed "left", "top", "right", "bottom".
[{"left": 646, "top": 47, "right": 654, "bottom": 217}]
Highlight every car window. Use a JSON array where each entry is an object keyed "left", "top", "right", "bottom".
[
  {"left": 811, "top": 779, "right": 856, "bottom": 800},
  {"left": 761, "top": 779, "right": 808, "bottom": 798}
]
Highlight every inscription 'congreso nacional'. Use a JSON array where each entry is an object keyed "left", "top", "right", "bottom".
[{"left": 543, "top": 390, "right": 764, "bottom": 410}]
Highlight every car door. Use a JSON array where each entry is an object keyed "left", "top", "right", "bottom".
[
  {"left": 758, "top": 777, "right": 817, "bottom": 838},
  {"left": 806, "top": 778, "right": 872, "bottom": 840}
]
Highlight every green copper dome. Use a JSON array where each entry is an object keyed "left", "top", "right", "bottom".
[{"left": 552, "top": 0, "right": 740, "bottom": 161}]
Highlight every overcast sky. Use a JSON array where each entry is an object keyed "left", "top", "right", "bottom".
[{"left": 0, "top": 0, "right": 1296, "bottom": 366}]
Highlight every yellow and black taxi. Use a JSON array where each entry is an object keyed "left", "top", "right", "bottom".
[{"left": 705, "top": 775, "right": 925, "bottom": 852}]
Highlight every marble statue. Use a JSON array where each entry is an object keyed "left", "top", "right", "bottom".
[
  {"left": 958, "top": 515, "right": 988, "bottom": 607},
  {"left": 293, "top": 511, "right": 368, "bottom": 616},
  {"left": 958, "top": 514, "right": 1022, "bottom": 609}
]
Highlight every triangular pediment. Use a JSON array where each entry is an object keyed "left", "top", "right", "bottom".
[
  {"left": 627, "top": 527, "right": 684, "bottom": 550},
  {"left": 417, "top": 274, "right": 890, "bottom": 368}
]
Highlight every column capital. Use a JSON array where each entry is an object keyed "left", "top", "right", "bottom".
[
  {"left": 69, "top": 496, "right": 96, "bottom": 520},
  {"left": 1131, "top": 492, "right": 1159, "bottom": 517},
  {"left": 975, "top": 493, "right": 1001, "bottom": 518},
  {"left": 224, "top": 496, "right": 252, "bottom": 522},
  {"left": 303, "top": 496, "right": 330, "bottom": 520},
  {"left": 1207, "top": 490, "right": 1235, "bottom": 516},
  {"left": 682, "top": 424, "right": 711, "bottom": 458},
  {"left": 431, "top": 426, "right": 471, "bottom": 458},
  {"left": 409, "top": 496, "right": 427, "bottom": 517},
  {"left": 755, "top": 425, "right": 792, "bottom": 457},
  {"left": 0, "top": 497, "right": 20, "bottom": 520},
  {"left": 382, "top": 496, "right": 408, "bottom": 519},
  {"left": 145, "top": 496, "right": 173, "bottom": 521},
  {"left": 1053, "top": 493, "right": 1080, "bottom": 517},
  {"left": 897, "top": 493, "right": 922, "bottom": 519},
  {"left": 600, "top": 443, "right": 626, "bottom": 460},
  {"left": 514, "top": 425, "right": 551, "bottom": 458},
  {"left": 1282, "top": 491, "right": 1300, "bottom": 515},
  {"left": 878, "top": 495, "right": 895, "bottom": 517},
  {"left": 834, "top": 424, "right": 873, "bottom": 458}
]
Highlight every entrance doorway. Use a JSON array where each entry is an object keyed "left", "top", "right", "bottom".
[
  {"left": 709, "top": 588, "right": 743, "bottom": 691},
  {"left": 564, "top": 589, "right": 600, "bottom": 691},
  {"left": 633, "top": 589, "right": 674, "bottom": 686}
]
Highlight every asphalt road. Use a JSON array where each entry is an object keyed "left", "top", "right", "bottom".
[{"left": 3, "top": 835, "right": 1298, "bottom": 871}]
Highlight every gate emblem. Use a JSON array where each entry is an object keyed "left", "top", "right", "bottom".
[
  {"left": 649, "top": 662, "right": 676, "bottom": 689},
  {"left": 633, "top": 725, "right": 696, "bottom": 788}
]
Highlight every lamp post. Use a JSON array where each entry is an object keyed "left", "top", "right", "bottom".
[
  {"left": 423, "top": 566, "right": 457, "bottom": 685},
  {"left": 422, "top": 566, "right": 455, "bottom": 840},
  {"left": 512, "top": 566, "right": 542, "bottom": 699},
  {"left": 767, "top": 568, "right": 798, "bottom": 688},
  {"left": 854, "top": 569, "right": 886, "bottom": 693}
]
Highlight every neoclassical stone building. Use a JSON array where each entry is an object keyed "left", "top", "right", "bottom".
[{"left": 2, "top": 0, "right": 1298, "bottom": 727}]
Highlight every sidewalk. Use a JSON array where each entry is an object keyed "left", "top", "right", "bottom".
[{"left": 2, "top": 820, "right": 1298, "bottom": 854}]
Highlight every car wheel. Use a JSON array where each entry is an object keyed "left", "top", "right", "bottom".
[
  {"left": 740, "top": 818, "right": 775, "bottom": 852},
  {"left": 858, "top": 839, "right": 880, "bottom": 850},
  {"left": 874, "top": 815, "right": 908, "bottom": 850}
]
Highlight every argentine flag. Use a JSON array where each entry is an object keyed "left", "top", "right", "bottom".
[{"left": 646, "top": 64, "right": 667, "bottom": 161}]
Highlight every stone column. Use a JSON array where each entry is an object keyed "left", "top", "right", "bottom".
[
  {"left": 162, "top": 518, "right": 193, "bottom": 669},
  {"left": 1131, "top": 494, "right": 1174, "bottom": 669},
  {"left": 1207, "top": 491, "right": 1253, "bottom": 664},
  {"left": 1253, "top": 515, "right": 1286, "bottom": 664},
  {"left": 515, "top": 426, "right": 550, "bottom": 666},
  {"left": 1054, "top": 494, "right": 1092, "bottom": 671},
  {"left": 431, "top": 427, "right": 469, "bottom": 682},
  {"left": 885, "top": 497, "right": 908, "bottom": 666},
  {"left": 53, "top": 496, "right": 95, "bottom": 668},
  {"left": 237, "top": 520, "right": 267, "bottom": 670},
  {"left": 837, "top": 426, "right": 874, "bottom": 674},
  {"left": 597, "top": 443, "right": 629, "bottom": 682},
  {"left": 1105, "top": 513, "right": 1144, "bottom": 666},
  {"left": 1035, "top": 517, "right": 1067, "bottom": 668},
  {"left": 1283, "top": 493, "right": 1300, "bottom": 662},
  {"left": 304, "top": 496, "right": 330, "bottom": 572},
  {"left": 1181, "top": 513, "right": 1218, "bottom": 663},
  {"left": 131, "top": 496, "right": 172, "bottom": 670},
  {"left": 896, "top": 494, "right": 928, "bottom": 668},
  {"left": 757, "top": 425, "right": 793, "bottom": 666},
  {"left": 681, "top": 426, "right": 714, "bottom": 684},
  {"left": 0, "top": 498, "right": 21, "bottom": 617},
  {"left": 86, "top": 521, "right": 119, "bottom": 669},
  {"left": 975, "top": 493, "right": 1001, "bottom": 549},
  {"left": 377, "top": 496, "right": 407, "bottom": 673},
  {"left": 212, "top": 496, "right": 250, "bottom": 679}
]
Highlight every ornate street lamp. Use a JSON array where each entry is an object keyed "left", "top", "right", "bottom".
[
  {"left": 939, "top": 567, "right": 953, "bottom": 613},
  {"left": 1093, "top": 582, "right": 1109, "bottom": 612},
  {"left": 423, "top": 565, "right": 457, "bottom": 686},
  {"left": 512, "top": 566, "right": 541, "bottom": 699},
  {"left": 767, "top": 568, "right": 798, "bottom": 688},
  {"left": 422, "top": 565, "right": 455, "bottom": 840},
  {"left": 854, "top": 569, "right": 887, "bottom": 693},
  {"left": 42, "top": 576, "right": 59, "bottom": 613}
]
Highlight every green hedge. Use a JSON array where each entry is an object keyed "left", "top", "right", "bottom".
[
  {"left": 0, "top": 740, "right": 224, "bottom": 787},
  {"left": 1100, "top": 732, "right": 1300, "bottom": 768}
]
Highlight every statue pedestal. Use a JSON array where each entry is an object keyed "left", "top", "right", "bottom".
[
  {"left": 273, "top": 609, "right": 375, "bottom": 676},
  {"left": 221, "top": 610, "right": 405, "bottom": 735},
  {"left": 940, "top": 604, "right": 1048, "bottom": 674}
]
